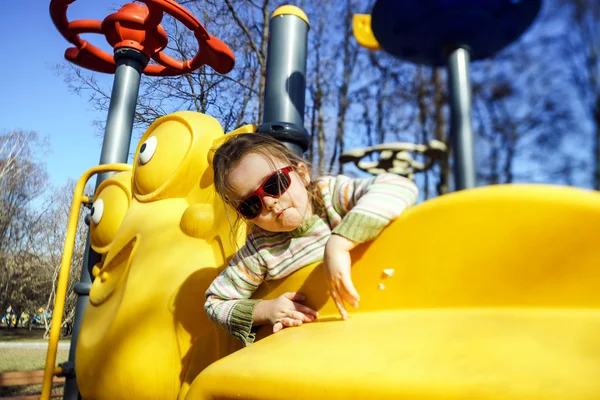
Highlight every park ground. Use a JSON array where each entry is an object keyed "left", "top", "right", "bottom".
[{"left": 0, "top": 327, "right": 69, "bottom": 397}]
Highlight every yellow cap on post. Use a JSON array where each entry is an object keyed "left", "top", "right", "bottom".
[
  {"left": 271, "top": 5, "right": 309, "bottom": 25},
  {"left": 353, "top": 14, "right": 381, "bottom": 50}
]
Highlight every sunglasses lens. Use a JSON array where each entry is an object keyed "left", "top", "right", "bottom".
[
  {"left": 239, "top": 195, "right": 262, "bottom": 219},
  {"left": 262, "top": 170, "right": 291, "bottom": 197}
]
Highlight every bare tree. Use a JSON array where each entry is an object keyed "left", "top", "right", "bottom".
[
  {"left": 329, "top": 0, "right": 361, "bottom": 174},
  {"left": 415, "top": 67, "right": 430, "bottom": 198},
  {"left": 0, "top": 131, "right": 88, "bottom": 337},
  {"left": 54, "top": 0, "right": 586, "bottom": 192},
  {"left": 0, "top": 130, "right": 51, "bottom": 324},
  {"left": 472, "top": 51, "right": 573, "bottom": 185},
  {"left": 556, "top": 0, "right": 600, "bottom": 188},
  {"left": 58, "top": 1, "right": 267, "bottom": 136},
  {"left": 306, "top": 0, "right": 335, "bottom": 175},
  {"left": 36, "top": 181, "right": 88, "bottom": 338},
  {"left": 431, "top": 69, "right": 449, "bottom": 194}
]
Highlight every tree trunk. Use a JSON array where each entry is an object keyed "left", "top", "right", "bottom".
[
  {"left": 257, "top": 0, "right": 270, "bottom": 124},
  {"left": 432, "top": 69, "right": 449, "bottom": 194},
  {"left": 416, "top": 67, "right": 429, "bottom": 199},
  {"left": 330, "top": 0, "right": 357, "bottom": 174},
  {"left": 594, "top": 97, "right": 600, "bottom": 189}
]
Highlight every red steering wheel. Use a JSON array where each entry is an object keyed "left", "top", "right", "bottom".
[{"left": 49, "top": 0, "right": 235, "bottom": 76}]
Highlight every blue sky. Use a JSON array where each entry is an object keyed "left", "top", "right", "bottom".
[{"left": 1, "top": 1, "right": 127, "bottom": 188}]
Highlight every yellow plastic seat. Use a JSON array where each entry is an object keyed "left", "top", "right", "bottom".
[
  {"left": 186, "top": 184, "right": 600, "bottom": 399},
  {"left": 189, "top": 309, "right": 600, "bottom": 399}
]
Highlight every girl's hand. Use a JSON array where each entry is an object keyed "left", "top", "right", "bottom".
[
  {"left": 324, "top": 234, "right": 359, "bottom": 320},
  {"left": 253, "top": 292, "right": 318, "bottom": 333}
]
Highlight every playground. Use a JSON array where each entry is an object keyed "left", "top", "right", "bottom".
[{"left": 1, "top": 0, "right": 600, "bottom": 399}]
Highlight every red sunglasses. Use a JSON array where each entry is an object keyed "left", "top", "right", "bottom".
[{"left": 237, "top": 166, "right": 295, "bottom": 219}]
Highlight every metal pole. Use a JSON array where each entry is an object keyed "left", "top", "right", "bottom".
[
  {"left": 259, "top": 6, "right": 310, "bottom": 156},
  {"left": 446, "top": 47, "right": 476, "bottom": 190},
  {"left": 96, "top": 49, "right": 148, "bottom": 185},
  {"left": 263, "top": 10, "right": 308, "bottom": 126},
  {"left": 62, "top": 48, "right": 147, "bottom": 400}
]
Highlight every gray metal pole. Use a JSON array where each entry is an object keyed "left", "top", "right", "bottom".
[
  {"left": 259, "top": 6, "right": 310, "bottom": 156},
  {"left": 96, "top": 49, "right": 148, "bottom": 185},
  {"left": 263, "top": 10, "right": 309, "bottom": 126},
  {"left": 446, "top": 47, "right": 476, "bottom": 190},
  {"left": 62, "top": 48, "right": 147, "bottom": 400}
]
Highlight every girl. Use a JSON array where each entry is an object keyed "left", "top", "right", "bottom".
[{"left": 205, "top": 133, "right": 418, "bottom": 345}]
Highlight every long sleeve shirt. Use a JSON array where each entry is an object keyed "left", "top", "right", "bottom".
[{"left": 204, "top": 173, "right": 418, "bottom": 345}]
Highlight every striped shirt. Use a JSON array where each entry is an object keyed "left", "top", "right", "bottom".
[{"left": 204, "top": 173, "right": 418, "bottom": 345}]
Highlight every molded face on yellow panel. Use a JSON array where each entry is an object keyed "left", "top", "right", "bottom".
[
  {"left": 132, "top": 113, "right": 224, "bottom": 201},
  {"left": 76, "top": 111, "right": 243, "bottom": 400},
  {"left": 89, "top": 172, "right": 132, "bottom": 255},
  {"left": 89, "top": 235, "right": 138, "bottom": 306}
]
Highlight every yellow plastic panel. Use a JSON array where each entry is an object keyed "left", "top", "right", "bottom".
[
  {"left": 89, "top": 172, "right": 132, "bottom": 256},
  {"left": 251, "top": 184, "right": 600, "bottom": 316},
  {"left": 76, "top": 112, "right": 244, "bottom": 400},
  {"left": 187, "top": 184, "right": 600, "bottom": 399},
  {"left": 189, "top": 309, "right": 600, "bottom": 400},
  {"left": 353, "top": 14, "right": 381, "bottom": 50},
  {"left": 132, "top": 113, "right": 224, "bottom": 202}
]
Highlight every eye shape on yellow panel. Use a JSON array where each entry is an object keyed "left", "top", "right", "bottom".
[
  {"left": 138, "top": 135, "right": 157, "bottom": 165},
  {"left": 90, "top": 199, "right": 104, "bottom": 225},
  {"left": 133, "top": 120, "right": 192, "bottom": 198},
  {"left": 89, "top": 176, "right": 132, "bottom": 255}
]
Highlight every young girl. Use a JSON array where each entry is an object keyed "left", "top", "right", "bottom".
[{"left": 205, "top": 133, "right": 418, "bottom": 345}]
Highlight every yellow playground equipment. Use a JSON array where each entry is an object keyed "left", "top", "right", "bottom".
[{"left": 43, "top": 1, "right": 600, "bottom": 399}]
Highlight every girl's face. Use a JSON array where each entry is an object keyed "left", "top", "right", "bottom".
[{"left": 228, "top": 153, "right": 312, "bottom": 232}]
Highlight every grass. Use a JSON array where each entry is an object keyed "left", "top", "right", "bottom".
[
  {"left": 0, "top": 348, "right": 70, "bottom": 373},
  {"left": 1, "top": 328, "right": 71, "bottom": 372},
  {"left": 1, "top": 383, "right": 65, "bottom": 397},
  {"left": 0, "top": 328, "right": 70, "bottom": 397},
  {"left": 0, "top": 348, "right": 69, "bottom": 398}
]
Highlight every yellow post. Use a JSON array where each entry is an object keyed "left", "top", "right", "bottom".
[{"left": 41, "top": 164, "right": 131, "bottom": 400}]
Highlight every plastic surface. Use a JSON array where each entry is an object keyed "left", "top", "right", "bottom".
[
  {"left": 75, "top": 112, "right": 245, "bottom": 400},
  {"left": 369, "top": 0, "right": 542, "bottom": 66},
  {"left": 271, "top": 5, "right": 309, "bottom": 24},
  {"left": 66, "top": 114, "right": 600, "bottom": 400},
  {"left": 352, "top": 14, "right": 381, "bottom": 50},
  {"left": 89, "top": 172, "right": 132, "bottom": 255},
  {"left": 49, "top": 0, "right": 235, "bottom": 75},
  {"left": 256, "top": 121, "right": 311, "bottom": 156},
  {"left": 186, "top": 184, "right": 600, "bottom": 399}
]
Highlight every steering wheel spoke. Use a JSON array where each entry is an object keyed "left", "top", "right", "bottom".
[
  {"left": 65, "top": 45, "right": 117, "bottom": 74},
  {"left": 340, "top": 140, "right": 447, "bottom": 179}
]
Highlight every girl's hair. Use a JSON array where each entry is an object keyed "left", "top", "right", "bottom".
[{"left": 212, "top": 133, "right": 324, "bottom": 218}]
